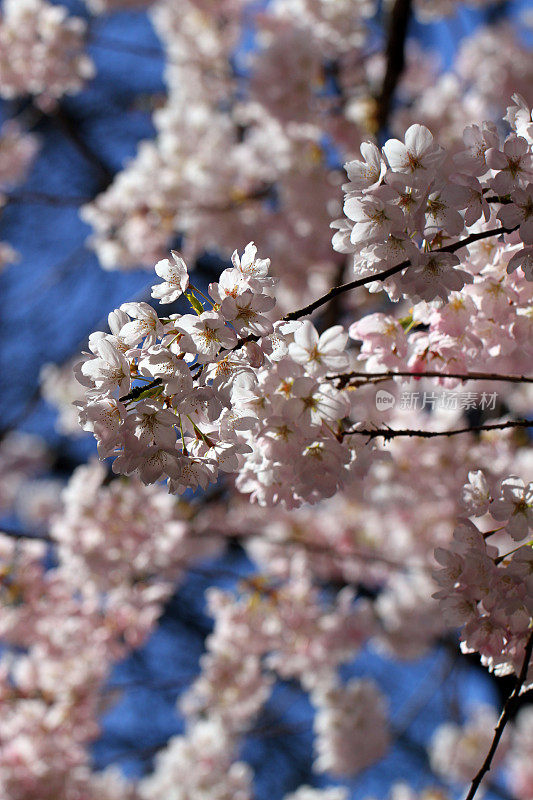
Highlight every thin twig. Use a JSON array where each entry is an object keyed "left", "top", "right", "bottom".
[
  {"left": 342, "top": 419, "right": 533, "bottom": 440},
  {"left": 191, "top": 183, "right": 274, "bottom": 215},
  {"left": 89, "top": 34, "right": 164, "bottom": 60},
  {"left": 464, "top": 628, "right": 533, "bottom": 800},
  {"left": 282, "top": 224, "right": 517, "bottom": 322},
  {"left": 327, "top": 370, "right": 533, "bottom": 389},
  {"left": 198, "top": 528, "right": 424, "bottom": 573},
  {"left": 223, "top": 224, "right": 518, "bottom": 356},
  {"left": 119, "top": 378, "right": 162, "bottom": 403},
  {"left": 393, "top": 651, "right": 459, "bottom": 738},
  {"left": 320, "top": 258, "right": 350, "bottom": 330}
]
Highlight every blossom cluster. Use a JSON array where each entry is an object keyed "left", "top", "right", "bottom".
[
  {"left": 333, "top": 99, "right": 533, "bottom": 306},
  {"left": 71, "top": 111, "right": 533, "bottom": 775},
  {"left": 161, "top": 570, "right": 377, "bottom": 783},
  {"left": 312, "top": 678, "right": 390, "bottom": 776},
  {"left": 4, "top": 1, "right": 533, "bottom": 797},
  {"left": 76, "top": 242, "right": 354, "bottom": 507},
  {"left": 349, "top": 229, "right": 533, "bottom": 391},
  {"left": 0, "top": 0, "right": 94, "bottom": 106},
  {"left": 76, "top": 100, "right": 533, "bottom": 513},
  {"left": 433, "top": 471, "right": 533, "bottom": 682},
  {"left": 40, "top": 357, "right": 88, "bottom": 437},
  {"left": 0, "top": 122, "right": 39, "bottom": 192},
  {"left": 0, "top": 458, "right": 224, "bottom": 800},
  {"left": 78, "top": 0, "right": 532, "bottom": 345}
]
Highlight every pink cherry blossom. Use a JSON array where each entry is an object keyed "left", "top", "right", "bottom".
[
  {"left": 382, "top": 124, "right": 445, "bottom": 184},
  {"left": 151, "top": 251, "right": 190, "bottom": 303}
]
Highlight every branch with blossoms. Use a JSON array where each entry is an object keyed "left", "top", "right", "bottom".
[
  {"left": 220, "top": 221, "right": 521, "bottom": 361},
  {"left": 464, "top": 628, "right": 533, "bottom": 800},
  {"left": 341, "top": 419, "right": 533, "bottom": 441},
  {"left": 5, "top": 1, "right": 533, "bottom": 799},
  {"left": 75, "top": 98, "right": 533, "bottom": 507},
  {"left": 431, "top": 471, "right": 533, "bottom": 796},
  {"left": 327, "top": 370, "right": 533, "bottom": 389},
  {"left": 67, "top": 101, "right": 533, "bottom": 800},
  {"left": 283, "top": 223, "right": 519, "bottom": 323}
]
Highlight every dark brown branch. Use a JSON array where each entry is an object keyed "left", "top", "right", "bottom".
[
  {"left": 284, "top": 259, "right": 408, "bottom": 322},
  {"left": 485, "top": 196, "right": 511, "bottom": 204},
  {"left": 342, "top": 419, "right": 533, "bottom": 440},
  {"left": 375, "top": 0, "right": 413, "bottom": 134},
  {"left": 464, "top": 628, "right": 533, "bottom": 800},
  {"left": 327, "top": 370, "right": 533, "bottom": 389},
  {"left": 223, "top": 226, "right": 519, "bottom": 359},
  {"left": 192, "top": 183, "right": 274, "bottom": 215},
  {"left": 320, "top": 258, "right": 351, "bottom": 330},
  {"left": 393, "top": 652, "right": 459, "bottom": 737},
  {"left": 282, "top": 224, "right": 517, "bottom": 323},
  {"left": 119, "top": 378, "right": 162, "bottom": 403}
]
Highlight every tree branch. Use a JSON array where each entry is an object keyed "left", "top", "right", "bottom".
[
  {"left": 375, "top": 0, "right": 413, "bottom": 135},
  {"left": 342, "top": 419, "right": 533, "bottom": 440},
  {"left": 114, "top": 227, "right": 520, "bottom": 403},
  {"left": 464, "top": 628, "right": 533, "bottom": 800},
  {"left": 282, "top": 224, "right": 517, "bottom": 322},
  {"left": 327, "top": 370, "right": 533, "bottom": 389},
  {"left": 220, "top": 224, "right": 520, "bottom": 358},
  {"left": 191, "top": 183, "right": 275, "bottom": 215},
  {"left": 119, "top": 378, "right": 162, "bottom": 403}
]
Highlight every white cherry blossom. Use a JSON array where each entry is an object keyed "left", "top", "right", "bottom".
[
  {"left": 151, "top": 251, "right": 190, "bottom": 303},
  {"left": 176, "top": 311, "right": 238, "bottom": 361},
  {"left": 288, "top": 322, "right": 348, "bottom": 375},
  {"left": 491, "top": 477, "right": 533, "bottom": 541},
  {"left": 382, "top": 124, "right": 445, "bottom": 184}
]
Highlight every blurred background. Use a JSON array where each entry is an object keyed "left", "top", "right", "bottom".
[{"left": 0, "top": 1, "right": 532, "bottom": 798}]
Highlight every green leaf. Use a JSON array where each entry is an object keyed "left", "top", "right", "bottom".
[
  {"left": 187, "top": 292, "right": 204, "bottom": 315},
  {"left": 131, "top": 384, "right": 164, "bottom": 402}
]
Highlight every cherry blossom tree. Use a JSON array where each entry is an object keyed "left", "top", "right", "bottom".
[{"left": 1, "top": 1, "right": 533, "bottom": 799}]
